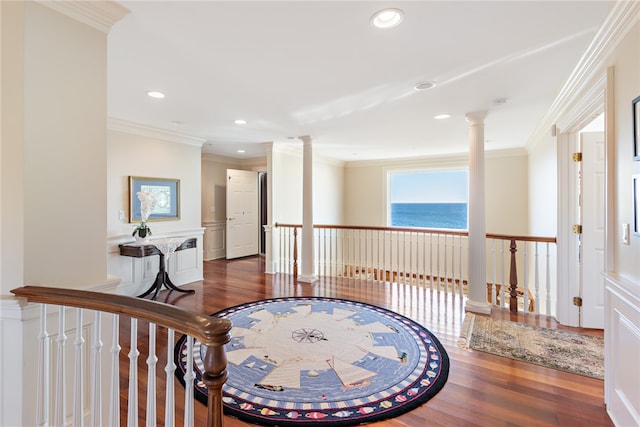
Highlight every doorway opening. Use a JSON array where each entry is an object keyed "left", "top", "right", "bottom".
[{"left": 259, "top": 172, "right": 267, "bottom": 255}]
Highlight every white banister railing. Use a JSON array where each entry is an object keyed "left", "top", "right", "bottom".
[
  {"left": 274, "top": 224, "right": 557, "bottom": 315},
  {"left": 128, "top": 318, "right": 139, "bottom": 427},
  {"left": 11, "top": 286, "right": 231, "bottom": 427}
]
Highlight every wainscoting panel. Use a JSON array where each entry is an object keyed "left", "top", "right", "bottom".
[
  {"left": 107, "top": 229, "right": 205, "bottom": 296},
  {"left": 203, "top": 221, "right": 226, "bottom": 260},
  {"left": 604, "top": 273, "right": 640, "bottom": 427}
]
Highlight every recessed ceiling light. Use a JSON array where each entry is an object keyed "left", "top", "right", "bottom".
[
  {"left": 414, "top": 81, "right": 436, "bottom": 91},
  {"left": 234, "top": 119, "right": 247, "bottom": 125},
  {"left": 147, "top": 91, "right": 165, "bottom": 99},
  {"left": 237, "top": 149, "right": 245, "bottom": 153},
  {"left": 370, "top": 8, "right": 404, "bottom": 29},
  {"left": 434, "top": 114, "right": 451, "bottom": 120}
]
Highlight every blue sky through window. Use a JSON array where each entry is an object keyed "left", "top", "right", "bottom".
[{"left": 390, "top": 170, "right": 468, "bottom": 203}]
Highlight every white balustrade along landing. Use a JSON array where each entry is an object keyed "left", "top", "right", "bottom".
[
  {"left": 275, "top": 224, "right": 557, "bottom": 316},
  {"left": 11, "top": 286, "right": 231, "bottom": 427}
]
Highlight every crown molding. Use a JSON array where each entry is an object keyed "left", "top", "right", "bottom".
[
  {"left": 36, "top": 0, "right": 130, "bottom": 33},
  {"left": 108, "top": 117, "right": 206, "bottom": 147},
  {"left": 527, "top": 1, "right": 640, "bottom": 150}
]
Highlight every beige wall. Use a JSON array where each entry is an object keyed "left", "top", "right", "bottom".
[
  {"left": 271, "top": 144, "right": 344, "bottom": 225},
  {"left": 485, "top": 153, "right": 529, "bottom": 235},
  {"left": 527, "top": 134, "right": 558, "bottom": 236},
  {"left": 608, "top": 22, "right": 640, "bottom": 281},
  {"left": 1, "top": 0, "right": 26, "bottom": 295},
  {"left": 107, "top": 129, "right": 203, "bottom": 239},
  {"left": 201, "top": 154, "right": 243, "bottom": 223},
  {"left": 13, "top": 2, "right": 108, "bottom": 290},
  {"left": 343, "top": 151, "right": 529, "bottom": 234}
]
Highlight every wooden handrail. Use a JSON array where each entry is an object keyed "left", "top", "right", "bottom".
[
  {"left": 11, "top": 286, "right": 231, "bottom": 346},
  {"left": 11, "top": 285, "right": 231, "bottom": 427},
  {"left": 274, "top": 223, "right": 556, "bottom": 243}
]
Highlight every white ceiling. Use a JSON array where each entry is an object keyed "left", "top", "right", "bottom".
[{"left": 107, "top": 1, "right": 613, "bottom": 162}]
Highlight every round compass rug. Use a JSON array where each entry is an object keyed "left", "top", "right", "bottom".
[{"left": 175, "top": 297, "right": 449, "bottom": 426}]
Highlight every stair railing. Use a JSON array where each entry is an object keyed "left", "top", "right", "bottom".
[
  {"left": 11, "top": 285, "right": 231, "bottom": 427},
  {"left": 274, "top": 223, "right": 556, "bottom": 315}
]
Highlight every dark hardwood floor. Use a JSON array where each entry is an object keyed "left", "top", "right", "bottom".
[{"left": 120, "top": 256, "right": 612, "bottom": 427}]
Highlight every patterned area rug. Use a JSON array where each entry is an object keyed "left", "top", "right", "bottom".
[
  {"left": 459, "top": 314, "right": 604, "bottom": 379},
  {"left": 175, "top": 297, "right": 449, "bottom": 426}
]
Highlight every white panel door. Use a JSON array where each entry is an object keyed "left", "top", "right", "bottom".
[
  {"left": 226, "top": 169, "right": 259, "bottom": 259},
  {"left": 580, "top": 131, "right": 605, "bottom": 329}
]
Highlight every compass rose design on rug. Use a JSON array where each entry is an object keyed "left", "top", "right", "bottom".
[{"left": 175, "top": 297, "right": 449, "bottom": 426}]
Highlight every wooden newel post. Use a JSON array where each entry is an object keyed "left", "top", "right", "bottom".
[
  {"left": 202, "top": 320, "right": 232, "bottom": 427},
  {"left": 293, "top": 227, "right": 298, "bottom": 279},
  {"left": 509, "top": 239, "right": 518, "bottom": 313}
]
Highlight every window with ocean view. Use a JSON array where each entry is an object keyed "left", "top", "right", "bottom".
[{"left": 389, "top": 170, "right": 468, "bottom": 230}]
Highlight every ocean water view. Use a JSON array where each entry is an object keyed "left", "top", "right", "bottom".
[{"left": 391, "top": 203, "right": 468, "bottom": 229}]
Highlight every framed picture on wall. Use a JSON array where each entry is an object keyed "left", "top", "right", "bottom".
[
  {"left": 633, "top": 95, "right": 640, "bottom": 161},
  {"left": 129, "top": 176, "right": 180, "bottom": 222},
  {"left": 634, "top": 175, "right": 640, "bottom": 235}
]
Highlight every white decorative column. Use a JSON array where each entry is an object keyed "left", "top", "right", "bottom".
[
  {"left": 465, "top": 111, "right": 491, "bottom": 314},
  {"left": 298, "top": 135, "right": 318, "bottom": 283}
]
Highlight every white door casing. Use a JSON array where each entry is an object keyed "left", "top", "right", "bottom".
[
  {"left": 226, "top": 169, "right": 259, "bottom": 259},
  {"left": 579, "top": 131, "right": 605, "bottom": 329}
]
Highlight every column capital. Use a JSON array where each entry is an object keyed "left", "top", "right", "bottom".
[
  {"left": 465, "top": 111, "right": 488, "bottom": 125},
  {"left": 298, "top": 135, "right": 312, "bottom": 144}
]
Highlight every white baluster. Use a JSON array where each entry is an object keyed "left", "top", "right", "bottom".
[
  {"left": 410, "top": 231, "right": 414, "bottom": 285},
  {"left": 436, "top": 234, "right": 441, "bottom": 291},
  {"left": 109, "top": 315, "right": 120, "bottom": 427},
  {"left": 429, "top": 233, "right": 433, "bottom": 291},
  {"left": 500, "top": 240, "right": 506, "bottom": 308},
  {"left": 491, "top": 239, "right": 497, "bottom": 305},
  {"left": 146, "top": 323, "right": 157, "bottom": 427},
  {"left": 37, "top": 304, "right": 50, "bottom": 427},
  {"left": 523, "top": 243, "right": 529, "bottom": 313},
  {"left": 458, "top": 235, "right": 463, "bottom": 298},
  {"left": 396, "top": 231, "right": 400, "bottom": 284},
  {"left": 382, "top": 230, "right": 387, "bottom": 281},
  {"left": 73, "top": 308, "right": 85, "bottom": 427},
  {"left": 165, "top": 329, "right": 176, "bottom": 427},
  {"left": 444, "top": 235, "right": 449, "bottom": 292},
  {"left": 92, "top": 312, "right": 103, "bottom": 427},
  {"left": 127, "top": 319, "right": 139, "bottom": 427},
  {"left": 546, "top": 242, "right": 552, "bottom": 315},
  {"left": 55, "top": 306, "right": 67, "bottom": 427},
  {"left": 534, "top": 242, "right": 541, "bottom": 315},
  {"left": 183, "top": 336, "right": 194, "bottom": 427}
]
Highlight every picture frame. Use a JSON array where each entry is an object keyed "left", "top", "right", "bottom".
[
  {"left": 129, "top": 176, "right": 180, "bottom": 222},
  {"left": 633, "top": 95, "right": 640, "bottom": 161},
  {"left": 634, "top": 175, "right": 640, "bottom": 236}
]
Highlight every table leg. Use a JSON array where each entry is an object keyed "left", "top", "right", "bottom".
[
  {"left": 137, "top": 270, "right": 163, "bottom": 299},
  {"left": 163, "top": 271, "right": 195, "bottom": 294},
  {"left": 138, "top": 252, "right": 196, "bottom": 299}
]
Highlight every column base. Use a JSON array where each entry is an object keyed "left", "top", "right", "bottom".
[
  {"left": 297, "top": 274, "right": 318, "bottom": 284},
  {"left": 465, "top": 298, "right": 492, "bottom": 315}
]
